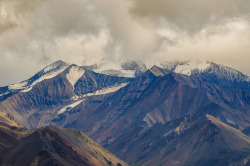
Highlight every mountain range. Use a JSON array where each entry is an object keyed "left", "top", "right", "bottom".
[{"left": 0, "top": 60, "right": 249, "bottom": 166}]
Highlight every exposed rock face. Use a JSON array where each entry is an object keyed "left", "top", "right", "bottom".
[{"left": 0, "top": 123, "right": 127, "bottom": 166}]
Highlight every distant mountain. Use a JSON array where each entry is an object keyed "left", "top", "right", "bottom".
[
  {"left": 0, "top": 60, "right": 132, "bottom": 128},
  {"left": 105, "top": 115, "right": 250, "bottom": 166},
  {"left": 0, "top": 122, "right": 127, "bottom": 166},
  {"left": 161, "top": 61, "right": 250, "bottom": 91}
]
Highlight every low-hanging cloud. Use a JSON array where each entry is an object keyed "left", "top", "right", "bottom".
[{"left": 0, "top": 0, "right": 250, "bottom": 86}]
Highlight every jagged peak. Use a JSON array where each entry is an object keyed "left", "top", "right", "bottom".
[
  {"left": 160, "top": 60, "right": 250, "bottom": 84},
  {"left": 149, "top": 65, "right": 171, "bottom": 77},
  {"left": 8, "top": 60, "right": 71, "bottom": 92},
  {"left": 149, "top": 65, "right": 165, "bottom": 76}
]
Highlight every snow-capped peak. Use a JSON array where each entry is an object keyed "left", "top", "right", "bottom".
[
  {"left": 43, "top": 60, "right": 70, "bottom": 74},
  {"left": 8, "top": 60, "right": 70, "bottom": 92},
  {"left": 160, "top": 60, "right": 250, "bottom": 83}
]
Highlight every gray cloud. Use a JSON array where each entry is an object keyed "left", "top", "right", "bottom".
[
  {"left": 0, "top": 0, "right": 250, "bottom": 86},
  {"left": 130, "top": 0, "right": 250, "bottom": 32}
]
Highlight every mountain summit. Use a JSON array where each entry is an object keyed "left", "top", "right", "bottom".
[{"left": 161, "top": 60, "right": 250, "bottom": 91}]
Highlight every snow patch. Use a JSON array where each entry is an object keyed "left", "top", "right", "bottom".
[
  {"left": 71, "top": 83, "right": 129, "bottom": 100},
  {"left": 8, "top": 81, "right": 28, "bottom": 90},
  {"left": 57, "top": 100, "right": 84, "bottom": 114},
  {"left": 66, "top": 66, "right": 85, "bottom": 87},
  {"left": 0, "top": 92, "right": 10, "bottom": 97},
  {"left": 82, "top": 83, "right": 128, "bottom": 97},
  {"left": 174, "top": 61, "right": 210, "bottom": 76}
]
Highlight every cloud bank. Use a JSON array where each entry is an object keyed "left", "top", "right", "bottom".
[{"left": 0, "top": 0, "right": 250, "bottom": 85}]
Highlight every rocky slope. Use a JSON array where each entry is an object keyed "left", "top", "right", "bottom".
[
  {"left": 105, "top": 115, "right": 250, "bottom": 166},
  {"left": 0, "top": 61, "right": 132, "bottom": 128},
  {"left": 0, "top": 122, "right": 127, "bottom": 166},
  {"left": 50, "top": 66, "right": 250, "bottom": 147}
]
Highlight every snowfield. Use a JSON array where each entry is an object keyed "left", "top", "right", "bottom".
[{"left": 66, "top": 66, "right": 85, "bottom": 87}]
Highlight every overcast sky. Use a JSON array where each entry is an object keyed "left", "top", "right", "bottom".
[{"left": 0, "top": 0, "right": 250, "bottom": 86}]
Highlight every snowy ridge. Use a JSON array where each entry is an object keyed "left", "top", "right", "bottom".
[
  {"left": 8, "top": 81, "right": 28, "bottom": 90},
  {"left": 43, "top": 60, "right": 69, "bottom": 73},
  {"left": 5, "top": 59, "right": 250, "bottom": 95},
  {"left": 9, "top": 60, "right": 70, "bottom": 92},
  {"left": 21, "top": 65, "right": 68, "bottom": 92},
  {"left": 160, "top": 60, "right": 250, "bottom": 82},
  {"left": 6, "top": 60, "right": 131, "bottom": 96},
  {"left": 207, "top": 62, "right": 250, "bottom": 82}
]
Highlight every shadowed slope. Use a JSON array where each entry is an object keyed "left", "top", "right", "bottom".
[{"left": 106, "top": 115, "right": 250, "bottom": 166}]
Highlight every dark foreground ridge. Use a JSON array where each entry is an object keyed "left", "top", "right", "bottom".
[{"left": 0, "top": 122, "right": 127, "bottom": 166}]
